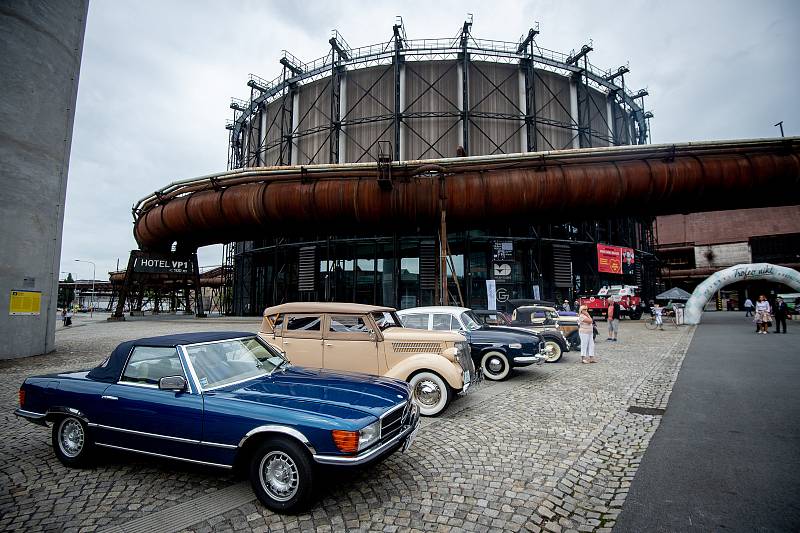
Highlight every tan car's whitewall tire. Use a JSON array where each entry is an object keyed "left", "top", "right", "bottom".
[
  {"left": 409, "top": 371, "right": 451, "bottom": 417},
  {"left": 543, "top": 340, "right": 563, "bottom": 363},
  {"left": 480, "top": 351, "right": 511, "bottom": 381}
]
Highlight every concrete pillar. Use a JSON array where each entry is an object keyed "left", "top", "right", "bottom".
[
  {"left": 0, "top": 1, "right": 89, "bottom": 359},
  {"left": 569, "top": 80, "right": 580, "bottom": 149}
]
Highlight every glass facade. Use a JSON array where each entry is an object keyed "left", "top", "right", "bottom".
[{"left": 232, "top": 217, "right": 657, "bottom": 315}]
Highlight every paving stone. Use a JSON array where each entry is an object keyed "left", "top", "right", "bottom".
[{"left": 0, "top": 316, "right": 694, "bottom": 532}]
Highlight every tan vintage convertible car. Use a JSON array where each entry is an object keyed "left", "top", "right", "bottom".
[{"left": 258, "top": 303, "right": 478, "bottom": 416}]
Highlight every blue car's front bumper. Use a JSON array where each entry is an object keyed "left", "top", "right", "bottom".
[{"left": 312, "top": 404, "right": 421, "bottom": 466}]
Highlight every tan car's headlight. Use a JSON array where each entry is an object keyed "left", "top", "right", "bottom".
[{"left": 443, "top": 346, "right": 460, "bottom": 363}]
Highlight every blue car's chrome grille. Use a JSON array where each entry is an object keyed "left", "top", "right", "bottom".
[{"left": 380, "top": 401, "right": 410, "bottom": 442}]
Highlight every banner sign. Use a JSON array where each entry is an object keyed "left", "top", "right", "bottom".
[
  {"left": 622, "top": 247, "right": 635, "bottom": 275},
  {"left": 133, "top": 253, "right": 193, "bottom": 275},
  {"left": 492, "top": 262, "right": 513, "bottom": 281},
  {"left": 597, "top": 244, "right": 635, "bottom": 275},
  {"left": 486, "top": 280, "right": 497, "bottom": 311},
  {"left": 9, "top": 290, "right": 41, "bottom": 316},
  {"left": 492, "top": 241, "right": 513, "bottom": 261}
]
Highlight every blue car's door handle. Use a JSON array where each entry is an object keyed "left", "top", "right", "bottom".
[{"left": 101, "top": 395, "right": 119, "bottom": 400}]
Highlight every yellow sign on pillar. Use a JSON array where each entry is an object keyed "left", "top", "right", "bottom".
[{"left": 9, "top": 290, "right": 42, "bottom": 316}]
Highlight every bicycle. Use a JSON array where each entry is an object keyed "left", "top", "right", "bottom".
[{"left": 644, "top": 310, "right": 678, "bottom": 330}]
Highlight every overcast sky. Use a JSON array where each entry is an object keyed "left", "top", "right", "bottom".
[{"left": 60, "top": 0, "right": 800, "bottom": 281}]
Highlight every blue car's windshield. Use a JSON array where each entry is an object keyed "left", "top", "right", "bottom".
[{"left": 185, "top": 337, "right": 286, "bottom": 390}]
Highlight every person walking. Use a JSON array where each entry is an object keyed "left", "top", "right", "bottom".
[
  {"left": 607, "top": 299, "right": 620, "bottom": 341},
  {"left": 61, "top": 308, "right": 67, "bottom": 326},
  {"left": 755, "top": 295, "right": 771, "bottom": 334},
  {"left": 653, "top": 303, "right": 664, "bottom": 330},
  {"left": 65, "top": 308, "right": 73, "bottom": 327},
  {"left": 774, "top": 296, "right": 788, "bottom": 334},
  {"left": 744, "top": 297, "right": 754, "bottom": 317},
  {"left": 562, "top": 299, "right": 572, "bottom": 312},
  {"left": 578, "top": 305, "right": 596, "bottom": 363}
]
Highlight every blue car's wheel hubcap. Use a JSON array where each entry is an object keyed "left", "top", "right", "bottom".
[
  {"left": 59, "top": 418, "right": 84, "bottom": 458},
  {"left": 260, "top": 451, "right": 299, "bottom": 501}
]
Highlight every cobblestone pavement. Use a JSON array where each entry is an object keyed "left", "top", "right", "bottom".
[{"left": 0, "top": 314, "right": 695, "bottom": 532}]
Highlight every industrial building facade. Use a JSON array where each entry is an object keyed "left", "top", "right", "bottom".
[
  {"left": 657, "top": 206, "right": 800, "bottom": 308},
  {"left": 224, "top": 20, "right": 656, "bottom": 314}
]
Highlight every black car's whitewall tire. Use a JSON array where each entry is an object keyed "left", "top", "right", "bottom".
[
  {"left": 542, "top": 340, "right": 563, "bottom": 363},
  {"left": 480, "top": 351, "right": 511, "bottom": 381},
  {"left": 250, "top": 437, "right": 314, "bottom": 513},
  {"left": 51, "top": 415, "right": 94, "bottom": 468},
  {"left": 408, "top": 371, "right": 451, "bottom": 417}
]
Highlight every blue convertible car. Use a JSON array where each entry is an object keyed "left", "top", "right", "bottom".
[{"left": 14, "top": 332, "right": 420, "bottom": 512}]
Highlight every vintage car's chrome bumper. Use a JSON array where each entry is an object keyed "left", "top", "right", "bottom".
[
  {"left": 513, "top": 355, "right": 546, "bottom": 364},
  {"left": 312, "top": 404, "right": 421, "bottom": 466},
  {"left": 513, "top": 341, "right": 547, "bottom": 365},
  {"left": 14, "top": 408, "right": 49, "bottom": 426}
]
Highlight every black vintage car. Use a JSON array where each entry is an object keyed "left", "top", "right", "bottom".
[
  {"left": 397, "top": 307, "right": 548, "bottom": 381},
  {"left": 472, "top": 309, "right": 572, "bottom": 363}
]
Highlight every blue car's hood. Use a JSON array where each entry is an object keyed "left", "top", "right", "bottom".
[{"left": 213, "top": 366, "right": 410, "bottom": 420}]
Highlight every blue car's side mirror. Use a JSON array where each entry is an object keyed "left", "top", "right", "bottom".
[{"left": 159, "top": 375, "right": 187, "bottom": 391}]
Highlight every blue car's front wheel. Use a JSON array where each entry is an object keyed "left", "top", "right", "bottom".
[{"left": 250, "top": 437, "right": 314, "bottom": 513}]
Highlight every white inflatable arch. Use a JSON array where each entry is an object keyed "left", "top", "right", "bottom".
[{"left": 684, "top": 263, "right": 800, "bottom": 324}]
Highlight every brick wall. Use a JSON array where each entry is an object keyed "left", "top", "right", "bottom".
[
  {"left": 657, "top": 206, "right": 800, "bottom": 246},
  {"left": 694, "top": 243, "right": 751, "bottom": 268}
]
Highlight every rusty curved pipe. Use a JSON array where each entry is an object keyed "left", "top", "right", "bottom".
[{"left": 134, "top": 138, "right": 800, "bottom": 252}]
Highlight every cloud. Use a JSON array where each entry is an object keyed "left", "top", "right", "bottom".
[{"left": 60, "top": 0, "right": 800, "bottom": 280}]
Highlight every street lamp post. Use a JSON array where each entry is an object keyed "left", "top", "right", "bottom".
[{"left": 74, "top": 259, "right": 96, "bottom": 318}]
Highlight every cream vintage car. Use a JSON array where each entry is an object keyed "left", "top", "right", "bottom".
[{"left": 258, "top": 303, "right": 477, "bottom": 416}]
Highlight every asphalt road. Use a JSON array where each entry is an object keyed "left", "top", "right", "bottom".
[{"left": 615, "top": 313, "right": 800, "bottom": 532}]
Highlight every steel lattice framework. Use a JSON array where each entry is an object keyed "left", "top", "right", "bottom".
[
  {"left": 219, "top": 18, "right": 655, "bottom": 314},
  {"left": 225, "top": 18, "right": 651, "bottom": 170}
]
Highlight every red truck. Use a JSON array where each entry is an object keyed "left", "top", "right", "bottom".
[{"left": 578, "top": 285, "right": 645, "bottom": 320}]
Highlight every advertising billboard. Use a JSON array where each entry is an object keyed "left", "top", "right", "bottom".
[{"left": 597, "top": 244, "right": 635, "bottom": 275}]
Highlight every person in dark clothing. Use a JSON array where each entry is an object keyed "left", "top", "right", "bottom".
[{"left": 774, "top": 297, "right": 788, "bottom": 334}]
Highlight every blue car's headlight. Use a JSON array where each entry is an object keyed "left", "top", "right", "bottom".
[{"left": 359, "top": 420, "right": 381, "bottom": 451}]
